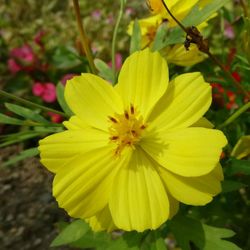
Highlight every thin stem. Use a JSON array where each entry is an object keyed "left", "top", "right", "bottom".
[
  {"left": 161, "top": 0, "right": 188, "bottom": 32},
  {"left": 0, "top": 90, "right": 68, "bottom": 118},
  {"left": 239, "top": 0, "right": 249, "bottom": 17},
  {"left": 111, "top": 0, "right": 125, "bottom": 82},
  {"left": 217, "top": 102, "right": 250, "bottom": 129},
  {"left": 161, "top": 0, "right": 250, "bottom": 99},
  {"left": 72, "top": 0, "right": 97, "bottom": 74}
]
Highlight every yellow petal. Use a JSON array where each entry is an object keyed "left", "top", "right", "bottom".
[
  {"left": 212, "top": 163, "right": 224, "bottom": 181},
  {"left": 141, "top": 127, "right": 227, "bottom": 177},
  {"left": 167, "top": 191, "right": 179, "bottom": 219},
  {"left": 115, "top": 49, "right": 169, "bottom": 119},
  {"left": 159, "top": 166, "right": 222, "bottom": 205},
  {"left": 109, "top": 148, "right": 169, "bottom": 232},
  {"left": 65, "top": 74, "right": 123, "bottom": 131},
  {"left": 148, "top": 72, "right": 211, "bottom": 131},
  {"left": 86, "top": 205, "right": 116, "bottom": 232},
  {"left": 162, "top": 44, "right": 205, "bottom": 67},
  {"left": 192, "top": 117, "right": 214, "bottom": 128},
  {"left": 231, "top": 135, "right": 250, "bottom": 159},
  {"left": 63, "top": 116, "right": 89, "bottom": 130},
  {"left": 53, "top": 146, "right": 129, "bottom": 219},
  {"left": 39, "top": 128, "right": 109, "bottom": 173}
]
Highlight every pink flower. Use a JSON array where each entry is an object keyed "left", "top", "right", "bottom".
[
  {"left": 224, "top": 22, "right": 235, "bottom": 39},
  {"left": 91, "top": 10, "right": 101, "bottom": 20},
  {"left": 42, "top": 83, "right": 57, "bottom": 103},
  {"left": 32, "top": 82, "right": 44, "bottom": 96},
  {"left": 32, "top": 82, "right": 57, "bottom": 103},
  {"left": 34, "top": 30, "right": 46, "bottom": 48},
  {"left": 60, "top": 73, "right": 77, "bottom": 85},
  {"left": 108, "top": 53, "right": 123, "bottom": 70},
  {"left": 10, "top": 44, "right": 35, "bottom": 65},
  {"left": 7, "top": 58, "right": 22, "bottom": 74},
  {"left": 125, "top": 8, "right": 134, "bottom": 16},
  {"left": 47, "top": 112, "right": 63, "bottom": 123}
]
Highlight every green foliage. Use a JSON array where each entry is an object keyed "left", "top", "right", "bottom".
[
  {"left": 51, "top": 220, "right": 89, "bottom": 247},
  {"left": 56, "top": 83, "right": 73, "bottom": 116},
  {"left": 94, "top": 58, "right": 115, "bottom": 83},
  {"left": 169, "top": 215, "right": 241, "bottom": 250},
  {"left": 2, "top": 147, "right": 39, "bottom": 167},
  {"left": 130, "top": 19, "right": 141, "bottom": 54},
  {"left": 227, "top": 158, "right": 250, "bottom": 175},
  {"left": 5, "top": 103, "right": 49, "bottom": 123}
]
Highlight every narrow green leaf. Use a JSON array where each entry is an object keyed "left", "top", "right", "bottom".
[
  {"left": 51, "top": 219, "right": 89, "bottom": 247},
  {"left": 222, "top": 180, "right": 247, "bottom": 193},
  {"left": 2, "top": 147, "right": 39, "bottom": 167},
  {"left": 94, "top": 58, "right": 115, "bottom": 83},
  {"left": 0, "top": 131, "right": 41, "bottom": 148},
  {"left": 56, "top": 82, "right": 73, "bottom": 116},
  {"left": 130, "top": 19, "right": 141, "bottom": 54},
  {"left": 0, "top": 113, "right": 24, "bottom": 125},
  {"left": 5, "top": 103, "right": 48, "bottom": 123},
  {"left": 182, "top": 0, "right": 231, "bottom": 27}
]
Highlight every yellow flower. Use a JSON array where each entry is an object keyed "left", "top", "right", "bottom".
[
  {"left": 39, "top": 49, "right": 227, "bottom": 232},
  {"left": 147, "top": 0, "right": 200, "bottom": 26},
  {"left": 162, "top": 44, "right": 206, "bottom": 66}
]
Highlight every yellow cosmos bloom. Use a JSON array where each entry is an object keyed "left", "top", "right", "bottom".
[
  {"left": 147, "top": 0, "right": 212, "bottom": 25},
  {"left": 147, "top": 0, "right": 200, "bottom": 26},
  {"left": 39, "top": 49, "right": 227, "bottom": 232}
]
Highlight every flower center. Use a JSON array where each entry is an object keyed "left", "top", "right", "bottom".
[{"left": 108, "top": 105, "right": 147, "bottom": 155}]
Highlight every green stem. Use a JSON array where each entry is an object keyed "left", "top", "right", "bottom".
[
  {"left": 111, "top": 0, "right": 126, "bottom": 82},
  {"left": 217, "top": 102, "right": 250, "bottom": 129},
  {"left": 0, "top": 90, "right": 68, "bottom": 118},
  {"left": 72, "top": 0, "right": 97, "bottom": 74}
]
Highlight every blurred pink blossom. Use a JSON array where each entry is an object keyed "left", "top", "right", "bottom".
[
  {"left": 60, "top": 73, "right": 77, "bottom": 85},
  {"left": 47, "top": 112, "right": 63, "bottom": 123},
  {"left": 34, "top": 30, "right": 46, "bottom": 48},
  {"left": 125, "top": 8, "right": 134, "bottom": 16},
  {"left": 108, "top": 53, "right": 123, "bottom": 70},
  {"left": 224, "top": 22, "right": 235, "bottom": 39},
  {"left": 7, "top": 58, "right": 22, "bottom": 74},
  {"left": 91, "top": 10, "right": 101, "bottom": 20},
  {"left": 10, "top": 44, "right": 35, "bottom": 64},
  {"left": 32, "top": 82, "right": 57, "bottom": 103},
  {"left": 8, "top": 44, "right": 36, "bottom": 73},
  {"left": 32, "top": 82, "right": 44, "bottom": 96}
]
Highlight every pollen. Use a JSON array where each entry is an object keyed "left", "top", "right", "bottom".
[{"left": 108, "top": 105, "right": 147, "bottom": 155}]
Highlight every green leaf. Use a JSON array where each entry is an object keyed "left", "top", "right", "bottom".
[
  {"left": 142, "top": 231, "right": 167, "bottom": 250},
  {"left": 169, "top": 215, "right": 241, "bottom": 250},
  {"left": 71, "top": 230, "right": 110, "bottom": 249},
  {"left": 222, "top": 180, "right": 247, "bottom": 193},
  {"left": 228, "top": 158, "right": 250, "bottom": 175},
  {"left": 0, "top": 131, "right": 41, "bottom": 148},
  {"left": 94, "top": 58, "right": 115, "bottom": 83},
  {"left": 0, "top": 113, "right": 24, "bottom": 125},
  {"left": 2, "top": 147, "right": 39, "bottom": 167},
  {"left": 52, "top": 46, "right": 81, "bottom": 69},
  {"left": 51, "top": 219, "right": 89, "bottom": 247},
  {"left": 56, "top": 83, "right": 73, "bottom": 116},
  {"left": 106, "top": 232, "right": 143, "bottom": 250},
  {"left": 152, "top": 22, "right": 168, "bottom": 52},
  {"left": 130, "top": 19, "right": 141, "bottom": 54},
  {"left": 5, "top": 103, "right": 49, "bottom": 123},
  {"left": 182, "top": 0, "right": 231, "bottom": 27}
]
